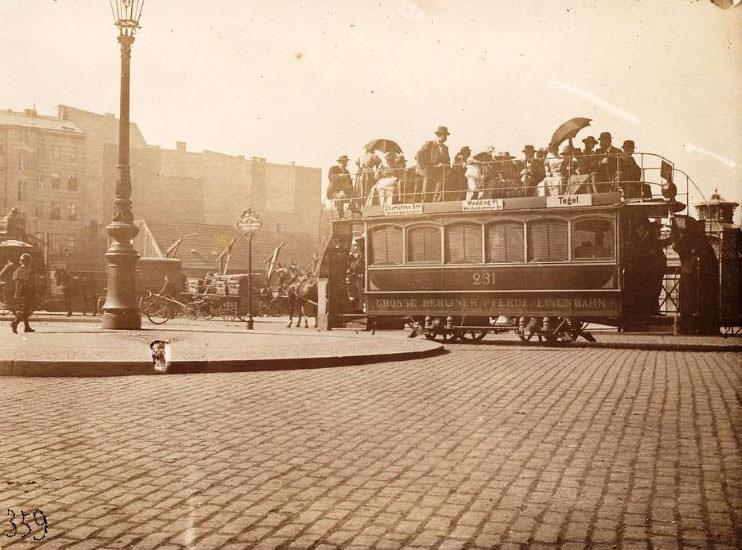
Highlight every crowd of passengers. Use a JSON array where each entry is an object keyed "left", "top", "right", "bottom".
[{"left": 327, "top": 126, "right": 651, "bottom": 218}]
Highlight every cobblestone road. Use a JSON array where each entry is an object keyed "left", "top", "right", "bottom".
[{"left": 1, "top": 348, "right": 740, "bottom": 549}]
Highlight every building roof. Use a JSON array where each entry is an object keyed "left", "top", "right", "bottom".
[
  {"left": 0, "top": 110, "right": 83, "bottom": 134},
  {"left": 140, "top": 220, "right": 320, "bottom": 274},
  {"left": 694, "top": 189, "right": 739, "bottom": 209}
]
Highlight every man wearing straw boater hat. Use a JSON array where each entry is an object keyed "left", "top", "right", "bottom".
[{"left": 415, "top": 126, "right": 451, "bottom": 202}]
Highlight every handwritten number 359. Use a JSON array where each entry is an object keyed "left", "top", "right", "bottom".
[{"left": 6, "top": 508, "right": 48, "bottom": 541}]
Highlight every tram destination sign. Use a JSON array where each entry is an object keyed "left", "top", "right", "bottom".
[
  {"left": 462, "top": 198, "right": 504, "bottom": 211},
  {"left": 546, "top": 194, "right": 592, "bottom": 208},
  {"left": 383, "top": 203, "right": 423, "bottom": 216},
  {"left": 367, "top": 292, "right": 620, "bottom": 317}
]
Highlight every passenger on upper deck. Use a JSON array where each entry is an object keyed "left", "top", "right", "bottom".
[
  {"left": 578, "top": 136, "right": 599, "bottom": 177},
  {"left": 540, "top": 144, "right": 562, "bottom": 197},
  {"left": 595, "top": 131, "right": 621, "bottom": 191},
  {"left": 415, "top": 126, "right": 451, "bottom": 202},
  {"left": 327, "top": 155, "right": 354, "bottom": 219},
  {"left": 449, "top": 146, "right": 471, "bottom": 201},
  {"left": 518, "top": 145, "right": 545, "bottom": 197},
  {"left": 355, "top": 144, "right": 382, "bottom": 201},
  {"left": 619, "top": 140, "right": 651, "bottom": 199},
  {"left": 367, "top": 152, "right": 404, "bottom": 207}
]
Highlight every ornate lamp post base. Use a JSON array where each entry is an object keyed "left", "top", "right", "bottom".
[{"left": 101, "top": 219, "right": 141, "bottom": 329}]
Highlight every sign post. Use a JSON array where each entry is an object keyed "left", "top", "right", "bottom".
[{"left": 238, "top": 208, "right": 262, "bottom": 329}]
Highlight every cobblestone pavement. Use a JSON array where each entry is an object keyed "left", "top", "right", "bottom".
[{"left": 1, "top": 348, "right": 740, "bottom": 549}]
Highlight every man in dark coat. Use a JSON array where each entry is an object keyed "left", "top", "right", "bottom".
[
  {"left": 415, "top": 126, "right": 451, "bottom": 202},
  {"left": 595, "top": 131, "right": 622, "bottom": 191},
  {"left": 327, "top": 155, "right": 353, "bottom": 218},
  {"left": 618, "top": 140, "right": 646, "bottom": 199},
  {"left": 11, "top": 253, "right": 36, "bottom": 333},
  {"left": 449, "top": 146, "right": 471, "bottom": 201}
]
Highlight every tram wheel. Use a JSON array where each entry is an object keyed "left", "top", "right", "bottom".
[{"left": 456, "top": 329, "right": 488, "bottom": 343}]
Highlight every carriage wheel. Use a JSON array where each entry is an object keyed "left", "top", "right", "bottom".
[
  {"left": 455, "top": 328, "right": 488, "bottom": 343},
  {"left": 146, "top": 301, "right": 172, "bottom": 325},
  {"left": 219, "top": 301, "right": 237, "bottom": 321}
]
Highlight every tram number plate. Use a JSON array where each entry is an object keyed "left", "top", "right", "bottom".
[{"left": 472, "top": 272, "right": 496, "bottom": 286}]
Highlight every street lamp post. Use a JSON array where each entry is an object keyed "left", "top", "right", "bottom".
[
  {"left": 238, "top": 209, "right": 262, "bottom": 329},
  {"left": 102, "top": 0, "right": 145, "bottom": 329}
]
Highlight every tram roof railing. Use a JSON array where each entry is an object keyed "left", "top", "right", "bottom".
[{"left": 326, "top": 151, "right": 692, "bottom": 221}]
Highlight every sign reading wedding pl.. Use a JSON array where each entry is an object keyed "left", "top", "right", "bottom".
[
  {"left": 383, "top": 203, "right": 423, "bottom": 216},
  {"left": 462, "top": 199, "right": 504, "bottom": 211}
]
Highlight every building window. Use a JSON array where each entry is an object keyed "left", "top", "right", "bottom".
[
  {"left": 0, "top": 143, "right": 4, "bottom": 154},
  {"left": 369, "top": 226, "right": 402, "bottom": 265},
  {"left": 572, "top": 218, "right": 615, "bottom": 260},
  {"left": 33, "top": 202, "right": 44, "bottom": 218},
  {"left": 50, "top": 202, "right": 60, "bottom": 220},
  {"left": 527, "top": 219, "right": 569, "bottom": 262},
  {"left": 445, "top": 223, "right": 482, "bottom": 264},
  {"left": 17, "top": 152, "right": 25, "bottom": 170},
  {"left": 68, "top": 174, "right": 78, "bottom": 190},
  {"left": 52, "top": 145, "right": 61, "bottom": 160},
  {"left": 407, "top": 226, "right": 441, "bottom": 264},
  {"left": 486, "top": 222, "right": 525, "bottom": 263},
  {"left": 68, "top": 203, "right": 77, "bottom": 220},
  {"left": 69, "top": 148, "right": 76, "bottom": 161},
  {"left": 51, "top": 173, "right": 60, "bottom": 189},
  {"left": 65, "top": 234, "right": 76, "bottom": 256},
  {"left": 48, "top": 233, "right": 61, "bottom": 255},
  {"left": 17, "top": 181, "right": 24, "bottom": 201}
]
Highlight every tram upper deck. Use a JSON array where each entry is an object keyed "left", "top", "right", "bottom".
[{"left": 329, "top": 152, "right": 691, "bottom": 223}]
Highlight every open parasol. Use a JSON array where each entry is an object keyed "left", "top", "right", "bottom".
[
  {"left": 363, "top": 138, "right": 403, "bottom": 155},
  {"left": 549, "top": 117, "right": 592, "bottom": 149}
]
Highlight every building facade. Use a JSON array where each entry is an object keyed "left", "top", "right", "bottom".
[
  {"left": 2, "top": 105, "right": 323, "bottom": 274},
  {"left": 0, "top": 108, "right": 89, "bottom": 267}
]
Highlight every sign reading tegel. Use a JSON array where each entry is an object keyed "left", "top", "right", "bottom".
[
  {"left": 462, "top": 198, "right": 504, "bottom": 211},
  {"left": 546, "top": 194, "right": 593, "bottom": 208},
  {"left": 383, "top": 203, "right": 423, "bottom": 216}
]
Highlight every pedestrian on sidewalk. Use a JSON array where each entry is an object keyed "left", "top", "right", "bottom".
[{"left": 10, "top": 253, "right": 36, "bottom": 333}]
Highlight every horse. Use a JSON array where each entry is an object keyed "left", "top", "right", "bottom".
[
  {"left": 281, "top": 265, "right": 318, "bottom": 328},
  {"left": 54, "top": 268, "right": 98, "bottom": 316}
]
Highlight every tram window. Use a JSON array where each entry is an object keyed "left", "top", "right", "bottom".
[
  {"left": 446, "top": 224, "right": 482, "bottom": 264},
  {"left": 527, "top": 219, "right": 568, "bottom": 262},
  {"left": 572, "top": 218, "right": 614, "bottom": 259},
  {"left": 369, "top": 226, "right": 402, "bottom": 265},
  {"left": 407, "top": 226, "right": 441, "bottom": 263},
  {"left": 486, "top": 222, "right": 524, "bottom": 263}
]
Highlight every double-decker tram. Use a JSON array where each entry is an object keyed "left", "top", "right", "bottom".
[
  {"left": 319, "top": 144, "right": 740, "bottom": 342},
  {"left": 317, "top": 149, "right": 730, "bottom": 343}
]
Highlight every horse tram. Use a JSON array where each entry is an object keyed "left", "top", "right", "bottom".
[{"left": 316, "top": 142, "right": 739, "bottom": 343}]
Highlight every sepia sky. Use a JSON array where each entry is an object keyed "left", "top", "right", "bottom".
[{"left": 1, "top": 0, "right": 740, "bottom": 215}]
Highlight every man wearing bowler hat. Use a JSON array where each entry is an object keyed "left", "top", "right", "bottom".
[
  {"left": 415, "top": 126, "right": 451, "bottom": 202},
  {"left": 619, "top": 139, "right": 649, "bottom": 199},
  {"left": 595, "top": 131, "right": 621, "bottom": 190}
]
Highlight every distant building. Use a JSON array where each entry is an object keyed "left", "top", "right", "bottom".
[
  {"left": 2, "top": 104, "right": 324, "bottom": 273},
  {"left": 0, "top": 108, "right": 88, "bottom": 267}
]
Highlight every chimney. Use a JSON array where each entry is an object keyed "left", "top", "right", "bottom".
[{"left": 176, "top": 141, "right": 186, "bottom": 153}]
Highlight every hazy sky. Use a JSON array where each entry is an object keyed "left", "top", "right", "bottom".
[{"left": 1, "top": 0, "right": 740, "bottom": 215}]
